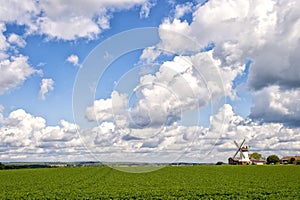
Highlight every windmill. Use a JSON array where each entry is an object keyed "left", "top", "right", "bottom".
[{"left": 228, "top": 139, "right": 252, "bottom": 165}]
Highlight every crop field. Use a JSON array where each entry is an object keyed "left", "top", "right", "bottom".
[{"left": 0, "top": 165, "right": 299, "bottom": 199}]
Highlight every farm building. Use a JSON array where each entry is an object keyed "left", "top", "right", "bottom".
[
  {"left": 280, "top": 156, "right": 300, "bottom": 164},
  {"left": 228, "top": 157, "right": 251, "bottom": 165},
  {"left": 250, "top": 158, "right": 266, "bottom": 165}
]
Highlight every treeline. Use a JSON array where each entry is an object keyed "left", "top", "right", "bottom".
[{"left": 0, "top": 162, "right": 50, "bottom": 170}]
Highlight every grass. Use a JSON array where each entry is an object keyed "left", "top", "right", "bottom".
[{"left": 0, "top": 165, "right": 299, "bottom": 199}]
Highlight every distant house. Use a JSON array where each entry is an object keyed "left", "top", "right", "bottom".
[
  {"left": 49, "top": 163, "right": 68, "bottom": 168},
  {"left": 280, "top": 156, "right": 300, "bottom": 164},
  {"left": 228, "top": 157, "right": 251, "bottom": 165},
  {"left": 250, "top": 158, "right": 266, "bottom": 165}
]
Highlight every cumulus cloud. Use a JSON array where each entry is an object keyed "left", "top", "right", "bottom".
[
  {"left": 0, "top": 0, "right": 39, "bottom": 28},
  {"left": 83, "top": 103, "right": 300, "bottom": 162},
  {"left": 250, "top": 85, "right": 300, "bottom": 124},
  {"left": 188, "top": 104, "right": 300, "bottom": 162},
  {"left": 66, "top": 54, "right": 80, "bottom": 67},
  {"left": 41, "top": 120, "right": 79, "bottom": 142},
  {"left": 8, "top": 33, "right": 26, "bottom": 48},
  {"left": 0, "top": 0, "right": 154, "bottom": 100},
  {"left": 81, "top": 51, "right": 226, "bottom": 161},
  {"left": 140, "top": 46, "right": 161, "bottom": 63},
  {"left": 130, "top": 54, "right": 215, "bottom": 127},
  {"left": 39, "top": 78, "right": 54, "bottom": 100},
  {"left": 0, "top": 1, "right": 152, "bottom": 97},
  {"left": 247, "top": 0, "right": 300, "bottom": 90},
  {"left": 0, "top": 109, "right": 84, "bottom": 161},
  {"left": 39, "top": 0, "right": 148, "bottom": 40},
  {"left": 0, "top": 104, "right": 300, "bottom": 162},
  {"left": 93, "top": 122, "right": 116, "bottom": 146},
  {"left": 154, "top": 0, "right": 300, "bottom": 124},
  {"left": 1, "top": 0, "right": 300, "bottom": 162},
  {"left": 0, "top": 0, "right": 148, "bottom": 40},
  {"left": 85, "top": 91, "right": 128, "bottom": 122},
  {"left": 217, "top": 106, "right": 300, "bottom": 160},
  {"left": 158, "top": 19, "right": 196, "bottom": 54},
  {"left": 0, "top": 105, "right": 4, "bottom": 123},
  {"left": 86, "top": 54, "right": 219, "bottom": 129},
  {"left": 1, "top": 109, "right": 46, "bottom": 148},
  {"left": 0, "top": 55, "right": 36, "bottom": 95},
  {"left": 0, "top": 24, "right": 36, "bottom": 96},
  {"left": 0, "top": 24, "right": 9, "bottom": 58},
  {"left": 140, "top": 0, "right": 156, "bottom": 18},
  {"left": 174, "top": 2, "right": 193, "bottom": 19}
]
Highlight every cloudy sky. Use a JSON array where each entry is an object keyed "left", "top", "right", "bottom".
[{"left": 0, "top": 0, "right": 300, "bottom": 163}]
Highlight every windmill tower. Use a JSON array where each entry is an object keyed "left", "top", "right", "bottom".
[{"left": 228, "top": 139, "right": 252, "bottom": 165}]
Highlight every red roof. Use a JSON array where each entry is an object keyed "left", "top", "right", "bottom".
[{"left": 281, "top": 156, "right": 300, "bottom": 161}]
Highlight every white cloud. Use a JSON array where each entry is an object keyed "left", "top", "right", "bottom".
[
  {"left": 1, "top": 0, "right": 300, "bottom": 163},
  {"left": 1, "top": 109, "right": 46, "bottom": 147},
  {"left": 66, "top": 54, "right": 79, "bottom": 67},
  {"left": 0, "top": 24, "right": 38, "bottom": 96},
  {"left": 36, "top": 0, "right": 147, "bottom": 40},
  {"left": 140, "top": 0, "right": 156, "bottom": 18},
  {"left": 88, "top": 53, "right": 218, "bottom": 129},
  {"left": 84, "top": 104, "right": 300, "bottom": 163},
  {"left": 82, "top": 0, "right": 300, "bottom": 162},
  {"left": 93, "top": 122, "right": 116, "bottom": 146},
  {"left": 85, "top": 97, "right": 114, "bottom": 122},
  {"left": 140, "top": 46, "right": 161, "bottom": 63},
  {"left": 0, "top": 0, "right": 39, "bottom": 28},
  {"left": 0, "top": 1, "right": 152, "bottom": 97},
  {"left": 0, "top": 1, "right": 153, "bottom": 99},
  {"left": 193, "top": 104, "right": 300, "bottom": 162},
  {"left": 0, "top": 105, "right": 4, "bottom": 123},
  {"left": 37, "top": 13, "right": 101, "bottom": 41},
  {"left": 41, "top": 120, "right": 79, "bottom": 142},
  {"left": 158, "top": 19, "right": 197, "bottom": 54},
  {"left": 0, "top": 24, "right": 9, "bottom": 58},
  {"left": 209, "top": 104, "right": 244, "bottom": 134},
  {"left": 132, "top": 55, "right": 213, "bottom": 127},
  {"left": 87, "top": 52, "right": 224, "bottom": 130},
  {"left": 0, "top": 109, "right": 85, "bottom": 161},
  {"left": 250, "top": 85, "right": 300, "bottom": 124},
  {"left": 0, "top": 105, "right": 300, "bottom": 162},
  {"left": 174, "top": 2, "right": 193, "bottom": 19},
  {"left": 0, "top": 0, "right": 148, "bottom": 40},
  {"left": 154, "top": 0, "right": 300, "bottom": 124},
  {"left": 85, "top": 91, "right": 128, "bottom": 122},
  {"left": 246, "top": 1, "right": 300, "bottom": 91},
  {"left": 83, "top": 52, "right": 225, "bottom": 159},
  {"left": 39, "top": 78, "right": 54, "bottom": 100},
  {"left": 0, "top": 55, "right": 36, "bottom": 95},
  {"left": 8, "top": 33, "right": 26, "bottom": 48}
]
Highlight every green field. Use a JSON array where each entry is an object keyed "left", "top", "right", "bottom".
[{"left": 0, "top": 165, "right": 299, "bottom": 199}]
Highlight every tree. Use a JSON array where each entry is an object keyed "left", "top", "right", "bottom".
[
  {"left": 288, "top": 157, "right": 296, "bottom": 164},
  {"left": 0, "top": 162, "right": 5, "bottom": 170},
  {"left": 250, "top": 152, "right": 263, "bottom": 159},
  {"left": 267, "top": 155, "right": 280, "bottom": 164}
]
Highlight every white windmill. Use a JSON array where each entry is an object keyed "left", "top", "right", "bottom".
[{"left": 228, "top": 139, "right": 252, "bottom": 165}]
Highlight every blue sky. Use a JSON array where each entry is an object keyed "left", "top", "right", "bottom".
[{"left": 0, "top": 0, "right": 300, "bottom": 164}]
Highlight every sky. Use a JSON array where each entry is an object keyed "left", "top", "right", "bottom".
[{"left": 0, "top": 0, "right": 300, "bottom": 164}]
